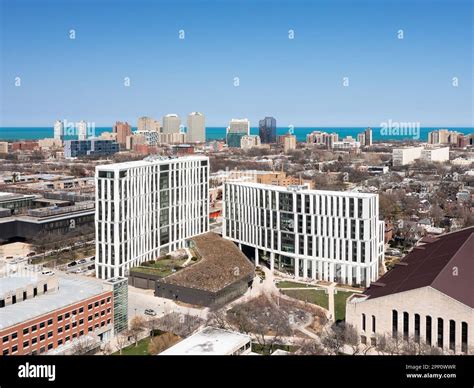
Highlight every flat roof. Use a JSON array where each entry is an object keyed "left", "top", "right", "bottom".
[
  {"left": 160, "top": 327, "right": 251, "bottom": 355},
  {"left": 0, "top": 192, "right": 38, "bottom": 202},
  {"left": 0, "top": 276, "right": 39, "bottom": 299},
  {"left": 225, "top": 181, "right": 377, "bottom": 198},
  {"left": 96, "top": 155, "right": 208, "bottom": 171},
  {"left": 0, "top": 275, "right": 107, "bottom": 330}
]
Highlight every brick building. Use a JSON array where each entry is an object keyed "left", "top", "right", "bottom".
[{"left": 0, "top": 275, "right": 114, "bottom": 355}]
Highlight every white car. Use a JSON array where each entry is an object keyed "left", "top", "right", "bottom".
[{"left": 41, "top": 270, "right": 55, "bottom": 276}]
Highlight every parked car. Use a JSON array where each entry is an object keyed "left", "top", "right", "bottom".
[
  {"left": 27, "top": 252, "right": 36, "bottom": 257},
  {"left": 67, "top": 261, "right": 77, "bottom": 267},
  {"left": 41, "top": 270, "right": 55, "bottom": 276},
  {"left": 90, "top": 256, "right": 95, "bottom": 261},
  {"left": 144, "top": 309, "right": 157, "bottom": 316},
  {"left": 6, "top": 256, "right": 13, "bottom": 259},
  {"left": 87, "top": 264, "right": 95, "bottom": 270},
  {"left": 77, "top": 259, "right": 87, "bottom": 265}
]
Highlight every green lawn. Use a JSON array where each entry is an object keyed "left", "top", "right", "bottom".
[
  {"left": 281, "top": 289, "right": 329, "bottom": 310},
  {"left": 334, "top": 291, "right": 352, "bottom": 321},
  {"left": 113, "top": 337, "right": 151, "bottom": 356},
  {"left": 276, "top": 281, "right": 316, "bottom": 289},
  {"left": 131, "top": 257, "right": 188, "bottom": 277}
]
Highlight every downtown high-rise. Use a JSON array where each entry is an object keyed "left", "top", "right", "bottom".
[
  {"left": 187, "top": 112, "right": 205, "bottom": 142},
  {"left": 95, "top": 155, "right": 209, "bottom": 279},
  {"left": 258, "top": 117, "right": 276, "bottom": 144},
  {"left": 226, "top": 119, "right": 250, "bottom": 148},
  {"left": 223, "top": 182, "right": 384, "bottom": 287}
]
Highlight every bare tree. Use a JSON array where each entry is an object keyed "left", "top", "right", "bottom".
[
  {"left": 71, "top": 337, "right": 97, "bottom": 355},
  {"left": 129, "top": 316, "right": 146, "bottom": 346},
  {"left": 114, "top": 330, "right": 130, "bottom": 355},
  {"left": 296, "top": 339, "right": 326, "bottom": 355},
  {"left": 375, "top": 333, "right": 403, "bottom": 355},
  {"left": 320, "top": 324, "right": 347, "bottom": 355},
  {"left": 206, "top": 308, "right": 229, "bottom": 330}
]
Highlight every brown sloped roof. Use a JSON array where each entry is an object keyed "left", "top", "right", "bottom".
[
  {"left": 365, "top": 227, "right": 474, "bottom": 307},
  {"left": 159, "top": 232, "right": 254, "bottom": 292}
]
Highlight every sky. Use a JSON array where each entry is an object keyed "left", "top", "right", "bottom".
[{"left": 0, "top": 0, "right": 472, "bottom": 127}]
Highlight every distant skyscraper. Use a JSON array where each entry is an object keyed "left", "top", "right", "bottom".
[
  {"left": 137, "top": 116, "right": 160, "bottom": 132},
  {"left": 113, "top": 121, "right": 132, "bottom": 147},
  {"left": 53, "top": 120, "right": 64, "bottom": 141},
  {"left": 258, "top": 117, "right": 276, "bottom": 144},
  {"left": 187, "top": 112, "right": 205, "bottom": 142},
  {"left": 162, "top": 114, "right": 181, "bottom": 134},
  {"left": 77, "top": 120, "right": 87, "bottom": 140},
  {"left": 364, "top": 127, "right": 373, "bottom": 147},
  {"left": 226, "top": 119, "right": 250, "bottom": 148}
]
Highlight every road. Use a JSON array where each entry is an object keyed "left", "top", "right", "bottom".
[{"left": 127, "top": 286, "right": 209, "bottom": 322}]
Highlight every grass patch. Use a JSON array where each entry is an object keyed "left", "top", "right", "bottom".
[
  {"left": 281, "top": 289, "right": 329, "bottom": 310},
  {"left": 334, "top": 291, "right": 352, "bottom": 321},
  {"left": 113, "top": 337, "right": 151, "bottom": 356},
  {"left": 276, "top": 281, "right": 316, "bottom": 289}
]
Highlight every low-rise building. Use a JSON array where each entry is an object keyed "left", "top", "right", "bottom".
[
  {"left": 421, "top": 147, "right": 450, "bottom": 163},
  {"left": 0, "top": 275, "right": 115, "bottom": 355},
  {"left": 392, "top": 147, "right": 423, "bottom": 166},
  {"left": 64, "top": 139, "right": 119, "bottom": 158},
  {"left": 346, "top": 227, "right": 473, "bottom": 354},
  {"left": 240, "top": 135, "right": 261, "bottom": 149},
  {"left": 159, "top": 326, "right": 252, "bottom": 355}
]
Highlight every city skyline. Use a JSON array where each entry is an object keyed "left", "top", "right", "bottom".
[{"left": 0, "top": 0, "right": 472, "bottom": 127}]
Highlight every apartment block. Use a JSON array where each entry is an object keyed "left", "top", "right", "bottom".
[
  {"left": 223, "top": 182, "right": 384, "bottom": 287},
  {"left": 95, "top": 155, "right": 209, "bottom": 279}
]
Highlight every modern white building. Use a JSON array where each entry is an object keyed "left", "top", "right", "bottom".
[
  {"left": 421, "top": 147, "right": 450, "bottom": 163},
  {"left": 53, "top": 120, "right": 64, "bottom": 141},
  {"left": 77, "top": 120, "right": 88, "bottom": 141},
  {"left": 223, "top": 182, "right": 384, "bottom": 287},
  {"left": 392, "top": 146, "right": 423, "bottom": 166},
  {"left": 162, "top": 114, "right": 181, "bottom": 134},
  {"left": 95, "top": 155, "right": 210, "bottom": 279},
  {"left": 187, "top": 112, "right": 205, "bottom": 143}
]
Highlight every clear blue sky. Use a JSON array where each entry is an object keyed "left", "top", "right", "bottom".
[{"left": 0, "top": 0, "right": 472, "bottom": 127}]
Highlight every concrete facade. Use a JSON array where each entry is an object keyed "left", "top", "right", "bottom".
[{"left": 346, "top": 286, "right": 473, "bottom": 354}]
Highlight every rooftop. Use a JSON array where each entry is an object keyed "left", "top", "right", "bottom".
[
  {"left": 159, "top": 327, "right": 250, "bottom": 355},
  {"left": 0, "top": 275, "right": 107, "bottom": 330},
  {"left": 96, "top": 155, "right": 208, "bottom": 171},
  {"left": 159, "top": 232, "right": 254, "bottom": 292},
  {"left": 363, "top": 227, "right": 474, "bottom": 307},
  {"left": 225, "top": 180, "right": 377, "bottom": 198}
]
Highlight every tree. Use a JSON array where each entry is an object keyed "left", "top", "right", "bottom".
[
  {"left": 206, "top": 308, "right": 229, "bottom": 330},
  {"left": 320, "top": 324, "right": 347, "bottom": 355},
  {"left": 375, "top": 334, "right": 403, "bottom": 355},
  {"left": 115, "top": 329, "right": 131, "bottom": 355},
  {"left": 71, "top": 337, "right": 97, "bottom": 355},
  {"left": 296, "top": 339, "right": 326, "bottom": 355},
  {"left": 129, "top": 316, "right": 146, "bottom": 346}
]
